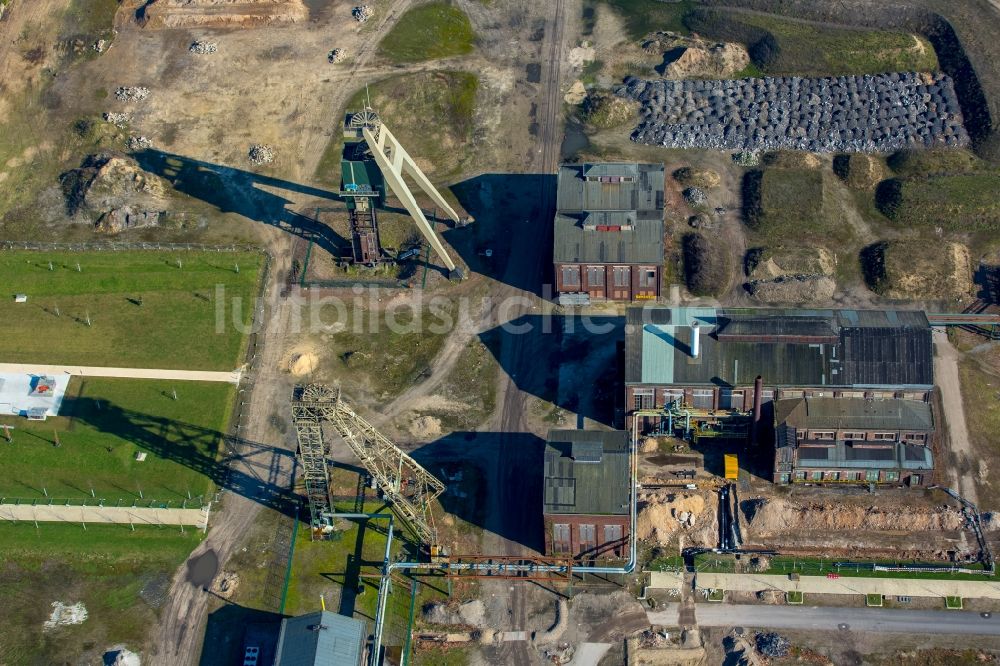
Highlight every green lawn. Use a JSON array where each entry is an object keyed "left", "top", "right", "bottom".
[
  {"left": 378, "top": 2, "right": 476, "bottom": 63},
  {"left": 786, "top": 590, "right": 803, "bottom": 604},
  {"left": 743, "top": 168, "right": 848, "bottom": 245},
  {"left": 695, "top": 553, "right": 992, "bottom": 581},
  {"left": 876, "top": 172, "right": 1000, "bottom": 231},
  {"left": 945, "top": 596, "right": 964, "bottom": 609},
  {"left": 0, "top": 250, "right": 262, "bottom": 369},
  {"left": 0, "top": 377, "right": 235, "bottom": 502},
  {"left": 866, "top": 593, "right": 884, "bottom": 607},
  {"left": 594, "top": 0, "right": 695, "bottom": 39},
  {"left": 686, "top": 9, "right": 937, "bottom": 76},
  {"left": 0, "top": 522, "right": 202, "bottom": 665}
]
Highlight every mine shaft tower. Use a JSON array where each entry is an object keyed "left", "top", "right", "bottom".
[
  {"left": 341, "top": 104, "right": 466, "bottom": 278},
  {"left": 291, "top": 384, "right": 445, "bottom": 543}
]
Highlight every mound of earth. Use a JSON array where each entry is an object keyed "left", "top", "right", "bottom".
[
  {"left": 673, "top": 167, "right": 721, "bottom": 189},
  {"left": 423, "top": 600, "right": 486, "bottom": 627},
  {"left": 747, "top": 247, "right": 837, "bottom": 281},
  {"left": 742, "top": 497, "right": 964, "bottom": 538},
  {"left": 833, "top": 153, "right": 886, "bottom": 189},
  {"left": 288, "top": 351, "right": 318, "bottom": 376},
  {"left": 584, "top": 93, "right": 639, "bottom": 128},
  {"left": 409, "top": 415, "right": 442, "bottom": 440},
  {"left": 762, "top": 151, "right": 823, "bottom": 170},
  {"left": 748, "top": 275, "right": 836, "bottom": 303},
  {"left": 60, "top": 153, "right": 168, "bottom": 231},
  {"left": 139, "top": 0, "right": 308, "bottom": 29},
  {"left": 644, "top": 31, "right": 749, "bottom": 79},
  {"left": 637, "top": 492, "right": 715, "bottom": 547},
  {"left": 880, "top": 240, "right": 972, "bottom": 300}
]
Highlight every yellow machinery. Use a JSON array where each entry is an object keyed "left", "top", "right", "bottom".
[{"left": 724, "top": 454, "right": 739, "bottom": 481}]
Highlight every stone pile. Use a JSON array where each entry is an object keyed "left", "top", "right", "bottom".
[
  {"left": 616, "top": 72, "right": 968, "bottom": 153},
  {"left": 328, "top": 48, "right": 345, "bottom": 63},
  {"left": 683, "top": 187, "right": 706, "bottom": 205},
  {"left": 189, "top": 40, "right": 218, "bottom": 55},
  {"left": 248, "top": 144, "right": 275, "bottom": 165},
  {"left": 115, "top": 86, "right": 150, "bottom": 103},
  {"left": 352, "top": 5, "right": 373, "bottom": 22},
  {"left": 103, "top": 112, "right": 129, "bottom": 128},
  {"left": 127, "top": 136, "right": 152, "bottom": 150}
]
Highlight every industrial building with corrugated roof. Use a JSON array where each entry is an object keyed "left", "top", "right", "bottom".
[
  {"left": 542, "top": 429, "right": 630, "bottom": 559},
  {"left": 274, "top": 610, "right": 366, "bottom": 666},
  {"left": 625, "top": 306, "right": 934, "bottom": 415},
  {"left": 773, "top": 397, "right": 934, "bottom": 486},
  {"left": 553, "top": 163, "right": 665, "bottom": 304}
]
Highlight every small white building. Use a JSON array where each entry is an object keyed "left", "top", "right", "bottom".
[
  {"left": 0, "top": 373, "right": 70, "bottom": 420},
  {"left": 14, "top": 294, "right": 27, "bottom": 303}
]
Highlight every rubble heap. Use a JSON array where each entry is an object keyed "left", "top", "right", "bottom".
[
  {"left": 755, "top": 632, "right": 790, "bottom": 658},
  {"left": 248, "top": 144, "right": 275, "bottom": 165},
  {"left": 115, "top": 86, "right": 150, "bottom": 103},
  {"left": 328, "top": 48, "right": 345, "bottom": 63},
  {"left": 189, "top": 40, "right": 218, "bottom": 54},
  {"left": 103, "top": 112, "right": 129, "bottom": 128},
  {"left": 352, "top": 5, "right": 373, "bottom": 22},
  {"left": 127, "top": 136, "right": 153, "bottom": 151},
  {"left": 617, "top": 72, "right": 968, "bottom": 153}
]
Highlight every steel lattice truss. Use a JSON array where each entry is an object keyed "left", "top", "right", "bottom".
[
  {"left": 291, "top": 385, "right": 336, "bottom": 535},
  {"left": 291, "top": 385, "right": 445, "bottom": 543}
]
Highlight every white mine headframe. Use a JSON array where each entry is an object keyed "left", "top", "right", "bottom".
[{"left": 361, "top": 122, "right": 464, "bottom": 278}]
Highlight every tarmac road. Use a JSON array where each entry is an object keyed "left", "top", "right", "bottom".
[{"left": 649, "top": 603, "right": 1000, "bottom": 636}]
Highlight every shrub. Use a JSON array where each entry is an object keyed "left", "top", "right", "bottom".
[{"left": 683, "top": 232, "right": 730, "bottom": 296}]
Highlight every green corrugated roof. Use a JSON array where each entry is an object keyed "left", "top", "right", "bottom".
[
  {"left": 553, "top": 212, "right": 664, "bottom": 264},
  {"left": 543, "top": 430, "right": 629, "bottom": 515},
  {"left": 776, "top": 397, "right": 934, "bottom": 431}
]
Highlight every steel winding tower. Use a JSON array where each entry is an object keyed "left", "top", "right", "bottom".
[{"left": 291, "top": 384, "right": 445, "bottom": 542}]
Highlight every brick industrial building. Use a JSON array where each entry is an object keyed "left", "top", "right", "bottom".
[
  {"left": 773, "top": 397, "right": 935, "bottom": 486},
  {"left": 624, "top": 306, "right": 934, "bottom": 440},
  {"left": 542, "top": 430, "right": 630, "bottom": 559},
  {"left": 553, "top": 163, "right": 665, "bottom": 304}
]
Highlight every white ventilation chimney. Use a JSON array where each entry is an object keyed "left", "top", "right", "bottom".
[{"left": 691, "top": 321, "right": 701, "bottom": 358}]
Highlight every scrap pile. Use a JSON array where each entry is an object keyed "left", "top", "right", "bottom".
[
  {"left": 248, "top": 144, "right": 275, "bottom": 165},
  {"left": 127, "top": 136, "right": 153, "bottom": 150},
  {"left": 115, "top": 86, "right": 150, "bottom": 103},
  {"left": 103, "top": 112, "right": 129, "bottom": 128},
  {"left": 755, "top": 632, "right": 790, "bottom": 659},
  {"left": 352, "top": 5, "right": 373, "bottom": 22},
  {"left": 617, "top": 72, "right": 968, "bottom": 152}
]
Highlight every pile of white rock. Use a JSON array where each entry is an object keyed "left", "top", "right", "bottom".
[
  {"left": 189, "top": 41, "right": 218, "bottom": 55},
  {"left": 103, "top": 112, "right": 129, "bottom": 129},
  {"left": 248, "top": 144, "right": 275, "bottom": 165},
  {"left": 115, "top": 86, "right": 150, "bottom": 103},
  {"left": 352, "top": 5, "right": 373, "bottom": 22}
]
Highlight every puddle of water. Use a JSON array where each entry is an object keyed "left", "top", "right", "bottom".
[{"left": 186, "top": 549, "right": 219, "bottom": 588}]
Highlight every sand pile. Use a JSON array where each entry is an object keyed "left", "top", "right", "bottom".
[
  {"left": 742, "top": 498, "right": 964, "bottom": 537},
  {"left": 289, "top": 352, "right": 318, "bottom": 376},
  {"left": 642, "top": 32, "right": 749, "bottom": 79},
  {"left": 637, "top": 493, "right": 713, "bottom": 546},
  {"left": 409, "top": 415, "right": 442, "bottom": 440}
]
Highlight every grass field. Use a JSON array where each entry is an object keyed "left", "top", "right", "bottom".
[
  {"left": 592, "top": 0, "right": 695, "bottom": 39},
  {"left": 315, "top": 71, "right": 479, "bottom": 187},
  {"left": 876, "top": 172, "right": 1000, "bottom": 231},
  {"left": 958, "top": 359, "right": 1000, "bottom": 510},
  {"left": 377, "top": 2, "right": 476, "bottom": 63},
  {"left": 0, "top": 522, "right": 201, "bottom": 665},
  {"left": 887, "top": 149, "right": 986, "bottom": 177},
  {"left": 695, "top": 553, "right": 992, "bottom": 581},
  {"left": 743, "top": 168, "right": 849, "bottom": 245},
  {"left": 686, "top": 9, "right": 937, "bottom": 76},
  {"left": 0, "top": 250, "right": 262, "bottom": 369},
  {"left": 0, "top": 377, "right": 235, "bottom": 501}
]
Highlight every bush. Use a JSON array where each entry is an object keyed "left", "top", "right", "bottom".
[
  {"left": 860, "top": 241, "right": 889, "bottom": 294},
  {"left": 741, "top": 169, "right": 764, "bottom": 230},
  {"left": 683, "top": 232, "right": 730, "bottom": 296}
]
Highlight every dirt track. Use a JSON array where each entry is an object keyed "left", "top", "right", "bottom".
[{"left": 933, "top": 329, "right": 979, "bottom": 506}]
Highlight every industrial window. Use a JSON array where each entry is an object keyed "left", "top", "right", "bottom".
[
  {"left": 612, "top": 266, "right": 630, "bottom": 287},
  {"left": 586, "top": 266, "right": 605, "bottom": 288},
  {"left": 827, "top": 471, "right": 839, "bottom": 480},
  {"left": 638, "top": 266, "right": 657, "bottom": 287},
  {"left": 872, "top": 432, "right": 897, "bottom": 441},
  {"left": 780, "top": 390, "right": 803, "bottom": 399},
  {"left": 910, "top": 474, "right": 921, "bottom": 486},
  {"left": 662, "top": 389, "right": 684, "bottom": 407},
  {"left": 865, "top": 470, "right": 879, "bottom": 482},
  {"left": 903, "top": 433, "right": 925, "bottom": 442},
  {"left": 844, "top": 432, "right": 866, "bottom": 441},
  {"left": 552, "top": 524, "right": 570, "bottom": 553},
  {"left": 840, "top": 391, "right": 864, "bottom": 398},
  {"left": 634, "top": 389, "right": 654, "bottom": 410},
  {"left": 795, "top": 471, "right": 806, "bottom": 480},
  {"left": 761, "top": 390, "right": 774, "bottom": 403},
  {"left": 812, "top": 431, "right": 835, "bottom": 440},
  {"left": 692, "top": 389, "right": 713, "bottom": 409},
  {"left": 579, "top": 524, "right": 596, "bottom": 554},
  {"left": 811, "top": 471, "right": 822, "bottom": 481},
  {"left": 886, "top": 471, "right": 899, "bottom": 482},
  {"left": 561, "top": 265, "right": 581, "bottom": 287}
]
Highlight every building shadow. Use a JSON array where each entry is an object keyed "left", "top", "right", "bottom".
[
  {"left": 446, "top": 173, "right": 557, "bottom": 295},
  {"left": 131, "top": 148, "right": 348, "bottom": 257},
  {"left": 411, "top": 431, "right": 546, "bottom": 553},
  {"left": 478, "top": 314, "right": 624, "bottom": 426},
  {"left": 199, "top": 603, "right": 284, "bottom": 666},
  {"left": 64, "top": 396, "right": 302, "bottom": 519}
]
